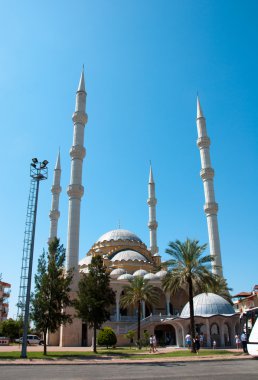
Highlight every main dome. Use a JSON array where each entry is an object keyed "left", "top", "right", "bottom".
[
  {"left": 180, "top": 293, "right": 235, "bottom": 318},
  {"left": 96, "top": 229, "right": 142, "bottom": 243}
]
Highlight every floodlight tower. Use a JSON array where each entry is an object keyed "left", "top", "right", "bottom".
[{"left": 18, "top": 158, "right": 48, "bottom": 358}]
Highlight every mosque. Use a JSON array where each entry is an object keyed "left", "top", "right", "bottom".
[{"left": 48, "top": 69, "right": 239, "bottom": 348}]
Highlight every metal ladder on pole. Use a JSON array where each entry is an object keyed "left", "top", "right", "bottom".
[{"left": 17, "top": 178, "right": 37, "bottom": 318}]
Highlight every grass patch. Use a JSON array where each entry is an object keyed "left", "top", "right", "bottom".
[{"left": 0, "top": 349, "right": 238, "bottom": 361}]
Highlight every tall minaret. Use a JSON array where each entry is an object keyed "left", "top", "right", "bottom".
[
  {"left": 147, "top": 164, "right": 159, "bottom": 255},
  {"left": 196, "top": 96, "right": 223, "bottom": 276},
  {"left": 48, "top": 151, "right": 61, "bottom": 243},
  {"left": 66, "top": 67, "right": 87, "bottom": 280}
]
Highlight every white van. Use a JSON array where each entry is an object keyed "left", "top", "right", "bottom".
[
  {"left": 247, "top": 318, "right": 258, "bottom": 357},
  {"left": 16, "top": 335, "right": 43, "bottom": 345}
]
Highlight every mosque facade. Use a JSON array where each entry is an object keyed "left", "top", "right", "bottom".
[{"left": 48, "top": 69, "right": 239, "bottom": 348}]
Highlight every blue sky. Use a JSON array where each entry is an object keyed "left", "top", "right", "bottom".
[{"left": 1, "top": 0, "right": 258, "bottom": 318}]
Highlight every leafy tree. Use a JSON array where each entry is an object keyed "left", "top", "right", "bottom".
[
  {"left": 120, "top": 277, "right": 159, "bottom": 343},
  {"left": 97, "top": 327, "right": 117, "bottom": 348},
  {"left": 203, "top": 275, "right": 233, "bottom": 304},
  {"left": 162, "top": 239, "right": 216, "bottom": 353},
  {"left": 0, "top": 318, "right": 23, "bottom": 341},
  {"left": 31, "top": 237, "right": 73, "bottom": 355},
  {"left": 124, "top": 330, "right": 135, "bottom": 348},
  {"left": 74, "top": 255, "right": 115, "bottom": 353}
]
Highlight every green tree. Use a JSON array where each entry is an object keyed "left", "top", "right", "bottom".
[
  {"left": 203, "top": 275, "right": 233, "bottom": 304},
  {"left": 97, "top": 327, "right": 117, "bottom": 348},
  {"left": 0, "top": 319, "right": 23, "bottom": 341},
  {"left": 120, "top": 277, "right": 160, "bottom": 343},
  {"left": 124, "top": 330, "right": 135, "bottom": 348},
  {"left": 31, "top": 238, "right": 73, "bottom": 355},
  {"left": 162, "top": 239, "right": 216, "bottom": 353},
  {"left": 74, "top": 255, "right": 115, "bottom": 353}
]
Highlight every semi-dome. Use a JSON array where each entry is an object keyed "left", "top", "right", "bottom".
[
  {"left": 110, "top": 268, "right": 126, "bottom": 278},
  {"left": 117, "top": 273, "right": 134, "bottom": 281},
  {"left": 155, "top": 270, "right": 167, "bottom": 279},
  {"left": 180, "top": 293, "right": 235, "bottom": 318},
  {"left": 111, "top": 250, "right": 148, "bottom": 262},
  {"left": 79, "top": 255, "right": 92, "bottom": 267},
  {"left": 97, "top": 229, "right": 142, "bottom": 243},
  {"left": 133, "top": 269, "right": 148, "bottom": 277},
  {"left": 144, "top": 273, "right": 158, "bottom": 280}
]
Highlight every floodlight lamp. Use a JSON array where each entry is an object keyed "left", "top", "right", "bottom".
[
  {"left": 42, "top": 160, "right": 49, "bottom": 166},
  {"left": 32, "top": 158, "right": 38, "bottom": 164},
  {"left": 31, "top": 163, "right": 36, "bottom": 168}
]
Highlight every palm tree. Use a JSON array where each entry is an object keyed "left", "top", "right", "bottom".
[
  {"left": 162, "top": 239, "right": 216, "bottom": 352},
  {"left": 120, "top": 276, "right": 160, "bottom": 343},
  {"left": 203, "top": 275, "right": 233, "bottom": 304}
]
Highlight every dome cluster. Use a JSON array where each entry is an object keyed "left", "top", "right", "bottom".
[{"left": 110, "top": 268, "right": 167, "bottom": 281}]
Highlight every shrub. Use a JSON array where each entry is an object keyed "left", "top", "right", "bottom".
[{"left": 97, "top": 327, "right": 117, "bottom": 349}]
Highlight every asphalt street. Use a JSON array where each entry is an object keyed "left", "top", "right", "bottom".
[{"left": 0, "top": 360, "right": 257, "bottom": 380}]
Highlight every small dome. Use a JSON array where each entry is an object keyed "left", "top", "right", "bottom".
[
  {"left": 97, "top": 229, "right": 142, "bottom": 243},
  {"left": 181, "top": 293, "right": 235, "bottom": 318},
  {"left": 133, "top": 269, "right": 148, "bottom": 277},
  {"left": 79, "top": 255, "right": 92, "bottom": 267},
  {"left": 144, "top": 273, "right": 158, "bottom": 280},
  {"left": 117, "top": 273, "right": 134, "bottom": 281},
  {"left": 111, "top": 250, "right": 148, "bottom": 262},
  {"left": 110, "top": 268, "right": 126, "bottom": 278},
  {"left": 155, "top": 270, "right": 167, "bottom": 279}
]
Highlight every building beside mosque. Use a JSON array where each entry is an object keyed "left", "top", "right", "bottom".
[
  {"left": 48, "top": 69, "right": 238, "bottom": 347},
  {"left": 0, "top": 281, "right": 11, "bottom": 322}
]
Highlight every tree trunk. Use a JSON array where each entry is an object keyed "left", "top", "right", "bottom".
[
  {"left": 137, "top": 301, "right": 141, "bottom": 343},
  {"left": 188, "top": 278, "right": 196, "bottom": 353},
  {"left": 43, "top": 330, "right": 47, "bottom": 356},
  {"left": 93, "top": 322, "right": 97, "bottom": 353}
]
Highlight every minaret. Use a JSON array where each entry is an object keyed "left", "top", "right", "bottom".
[
  {"left": 48, "top": 151, "right": 61, "bottom": 243},
  {"left": 196, "top": 96, "right": 223, "bottom": 276},
  {"left": 66, "top": 67, "right": 87, "bottom": 280},
  {"left": 147, "top": 164, "right": 158, "bottom": 255}
]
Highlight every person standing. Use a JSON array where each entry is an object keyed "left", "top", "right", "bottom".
[
  {"left": 235, "top": 334, "right": 241, "bottom": 349},
  {"left": 149, "top": 335, "right": 154, "bottom": 353},
  {"left": 185, "top": 333, "right": 191, "bottom": 349},
  {"left": 241, "top": 332, "right": 248, "bottom": 353},
  {"left": 153, "top": 334, "right": 158, "bottom": 352},
  {"left": 194, "top": 335, "right": 200, "bottom": 354},
  {"left": 199, "top": 333, "right": 204, "bottom": 347}
]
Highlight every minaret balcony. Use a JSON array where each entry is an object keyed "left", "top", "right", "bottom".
[
  {"left": 72, "top": 111, "right": 88, "bottom": 125},
  {"left": 204, "top": 202, "right": 218, "bottom": 214},
  {"left": 200, "top": 167, "right": 214, "bottom": 180},
  {"left": 147, "top": 198, "right": 157, "bottom": 206},
  {"left": 148, "top": 221, "right": 158, "bottom": 229},
  {"left": 51, "top": 185, "right": 62, "bottom": 194},
  {"left": 67, "top": 184, "right": 84, "bottom": 199},
  {"left": 49, "top": 209, "right": 60, "bottom": 220},
  {"left": 70, "top": 145, "right": 86, "bottom": 160},
  {"left": 197, "top": 136, "right": 210, "bottom": 149}
]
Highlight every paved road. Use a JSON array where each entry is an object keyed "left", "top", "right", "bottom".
[{"left": 0, "top": 359, "right": 257, "bottom": 380}]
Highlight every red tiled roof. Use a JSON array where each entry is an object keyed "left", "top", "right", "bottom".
[{"left": 232, "top": 292, "right": 252, "bottom": 298}]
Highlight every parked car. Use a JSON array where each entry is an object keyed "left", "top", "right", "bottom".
[{"left": 15, "top": 335, "right": 44, "bottom": 345}]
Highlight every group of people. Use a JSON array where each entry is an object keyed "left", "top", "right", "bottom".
[
  {"left": 149, "top": 334, "right": 158, "bottom": 353},
  {"left": 235, "top": 332, "right": 248, "bottom": 353},
  {"left": 185, "top": 333, "right": 204, "bottom": 353}
]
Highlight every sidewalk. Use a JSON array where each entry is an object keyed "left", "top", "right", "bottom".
[{"left": 0, "top": 345, "right": 251, "bottom": 365}]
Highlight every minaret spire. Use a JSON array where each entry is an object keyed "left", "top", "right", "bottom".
[
  {"left": 147, "top": 163, "right": 158, "bottom": 255},
  {"left": 196, "top": 96, "right": 223, "bottom": 276},
  {"left": 48, "top": 150, "right": 61, "bottom": 243},
  {"left": 66, "top": 68, "right": 87, "bottom": 277}
]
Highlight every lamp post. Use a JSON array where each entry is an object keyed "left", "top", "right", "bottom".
[{"left": 21, "top": 158, "right": 48, "bottom": 358}]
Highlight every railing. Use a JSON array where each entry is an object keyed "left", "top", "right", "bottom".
[{"left": 108, "top": 314, "right": 178, "bottom": 335}]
